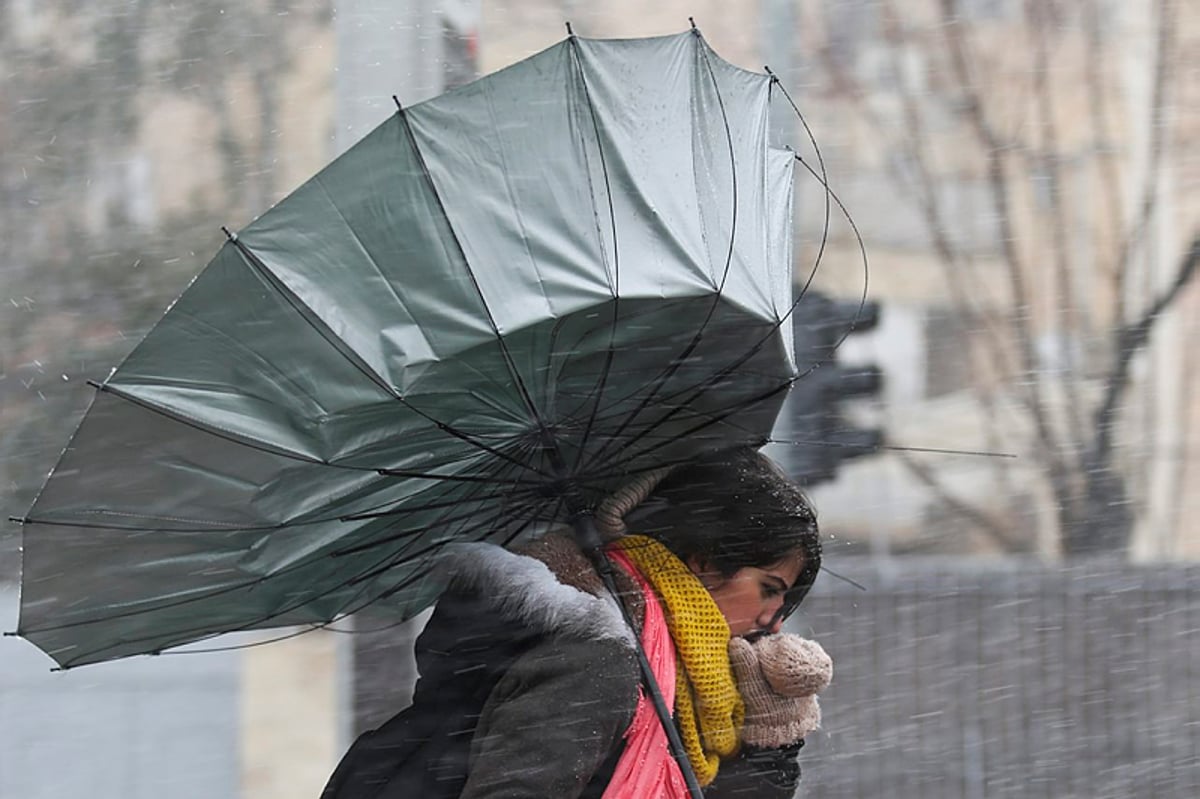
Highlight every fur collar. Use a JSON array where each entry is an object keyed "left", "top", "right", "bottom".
[{"left": 439, "top": 533, "right": 641, "bottom": 647}]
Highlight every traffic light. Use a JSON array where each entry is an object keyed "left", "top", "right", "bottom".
[{"left": 781, "top": 290, "right": 885, "bottom": 485}]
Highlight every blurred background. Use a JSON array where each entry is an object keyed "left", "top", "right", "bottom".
[{"left": 1, "top": 1, "right": 1196, "bottom": 796}]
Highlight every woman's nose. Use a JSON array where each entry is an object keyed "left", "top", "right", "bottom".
[{"left": 758, "top": 603, "right": 785, "bottom": 634}]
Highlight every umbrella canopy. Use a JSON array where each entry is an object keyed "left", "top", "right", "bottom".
[{"left": 16, "top": 30, "right": 798, "bottom": 669}]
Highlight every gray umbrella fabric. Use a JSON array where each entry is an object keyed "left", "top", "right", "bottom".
[{"left": 16, "top": 31, "right": 797, "bottom": 669}]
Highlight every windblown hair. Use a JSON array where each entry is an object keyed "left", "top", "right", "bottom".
[{"left": 627, "top": 447, "right": 821, "bottom": 614}]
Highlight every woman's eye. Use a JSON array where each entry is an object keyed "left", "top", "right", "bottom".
[{"left": 762, "top": 584, "right": 783, "bottom": 599}]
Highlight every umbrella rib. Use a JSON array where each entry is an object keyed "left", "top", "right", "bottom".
[
  {"left": 226, "top": 230, "right": 551, "bottom": 480},
  {"left": 90, "top": 377, "right": 542, "bottom": 486},
  {"left": 586, "top": 40, "right": 858, "bottom": 479},
  {"left": 787, "top": 152, "right": 872, "bottom": 350},
  {"left": 711, "top": 74, "right": 866, "bottom": 390},
  {"left": 767, "top": 72, "right": 837, "bottom": 318},
  {"left": 333, "top": 490, "right": 538, "bottom": 557},
  {"left": 22, "top": 438, "right": 550, "bottom": 664},
  {"left": 88, "top": 381, "right": 355, "bottom": 469},
  {"left": 39, "top": 492, "right": 506, "bottom": 666},
  {"left": 308, "top": 175, "right": 443, "bottom": 367},
  {"left": 580, "top": 389, "right": 786, "bottom": 482},
  {"left": 53, "top": 543, "right": 442, "bottom": 667},
  {"left": 92, "top": 380, "right": 550, "bottom": 484},
  {"left": 19, "top": 446, "right": 525, "bottom": 532},
  {"left": 29, "top": 513, "right": 397, "bottom": 654},
  {"left": 582, "top": 30, "right": 742, "bottom": 471},
  {"left": 658, "top": 154, "right": 868, "bottom": 398},
  {"left": 331, "top": 563, "right": 441, "bottom": 619},
  {"left": 15, "top": 483, "right": 521, "bottom": 534},
  {"left": 582, "top": 119, "right": 869, "bottom": 477},
  {"left": 353, "top": 502, "right": 554, "bottom": 617},
  {"left": 340, "top": 519, "right": 512, "bottom": 592},
  {"left": 340, "top": 468, "right": 556, "bottom": 618},
  {"left": 337, "top": 483, "right": 520, "bottom": 522},
  {"left": 25, "top": 33, "right": 831, "bottom": 672},
  {"left": 395, "top": 106, "right": 569, "bottom": 482},
  {"left": 584, "top": 362, "right": 792, "bottom": 479},
  {"left": 636, "top": 152, "right": 868, "bottom": 416},
  {"left": 583, "top": 362, "right": 809, "bottom": 481},
  {"left": 342, "top": 493, "right": 544, "bottom": 586},
  {"left": 375, "top": 467, "right": 541, "bottom": 486},
  {"left": 594, "top": 379, "right": 794, "bottom": 475},
  {"left": 544, "top": 300, "right": 683, "bottom": 422},
  {"left": 168, "top": 306, "right": 346, "bottom": 419},
  {"left": 322, "top": 456, "right": 545, "bottom": 625},
  {"left": 224, "top": 232, "right": 401, "bottom": 398},
  {"left": 152, "top": 623, "right": 335, "bottom": 658},
  {"left": 21, "top": 461, "right": 532, "bottom": 635},
  {"left": 233, "top": 484, "right": 547, "bottom": 639},
  {"left": 338, "top": 441, "right": 546, "bottom": 558},
  {"left": 330, "top": 466, "right": 530, "bottom": 520},
  {"left": 693, "top": 31, "right": 741, "bottom": 302},
  {"left": 564, "top": 35, "right": 623, "bottom": 477},
  {"left": 30, "top": 449, "right": 551, "bottom": 663}
]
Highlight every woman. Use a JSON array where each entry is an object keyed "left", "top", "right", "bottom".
[{"left": 321, "top": 447, "right": 822, "bottom": 799}]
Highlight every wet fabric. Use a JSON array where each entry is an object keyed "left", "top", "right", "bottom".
[{"left": 17, "top": 30, "right": 797, "bottom": 670}]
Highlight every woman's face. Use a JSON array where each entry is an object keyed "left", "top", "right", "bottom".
[{"left": 688, "top": 554, "right": 805, "bottom": 637}]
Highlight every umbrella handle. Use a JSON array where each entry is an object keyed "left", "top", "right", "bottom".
[{"left": 572, "top": 514, "right": 706, "bottom": 798}]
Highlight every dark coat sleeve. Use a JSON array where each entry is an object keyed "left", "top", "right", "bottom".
[
  {"left": 458, "top": 634, "right": 640, "bottom": 799},
  {"left": 704, "top": 742, "right": 804, "bottom": 799}
]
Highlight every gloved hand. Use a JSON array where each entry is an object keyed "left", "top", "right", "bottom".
[{"left": 728, "top": 633, "right": 832, "bottom": 749}]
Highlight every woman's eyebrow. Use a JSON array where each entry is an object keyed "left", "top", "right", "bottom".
[{"left": 764, "top": 574, "right": 789, "bottom": 589}]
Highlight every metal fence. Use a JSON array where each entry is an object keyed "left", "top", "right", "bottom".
[{"left": 793, "top": 558, "right": 1200, "bottom": 799}]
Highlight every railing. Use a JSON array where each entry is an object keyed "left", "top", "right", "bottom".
[{"left": 793, "top": 558, "right": 1200, "bottom": 798}]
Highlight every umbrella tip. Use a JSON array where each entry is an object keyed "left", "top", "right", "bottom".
[
  {"left": 2, "top": 630, "right": 17, "bottom": 637},
  {"left": 565, "top": 21, "right": 574, "bottom": 37},
  {"left": 221, "top": 226, "right": 237, "bottom": 242},
  {"left": 7, "top": 516, "right": 26, "bottom": 524},
  {"left": 393, "top": 95, "right": 403, "bottom": 112},
  {"left": 689, "top": 16, "right": 697, "bottom": 30}
]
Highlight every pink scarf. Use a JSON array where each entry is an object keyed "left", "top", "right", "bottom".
[{"left": 602, "top": 549, "right": 690, "bottom": 799}]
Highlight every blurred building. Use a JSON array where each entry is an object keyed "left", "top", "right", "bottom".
[
  {"left": 772, "top": 0, "right": 1199, "bottom": 564},
  {"left": 2, "top": 1, "right": 1196, "bottom": 797}
]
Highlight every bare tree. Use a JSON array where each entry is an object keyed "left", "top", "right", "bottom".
[
  {"left": 805, "top": 0, "right": 1197, "bottom": 555},
  {"left": 0, "top": 0, "right": 330, "bottom": 520}
]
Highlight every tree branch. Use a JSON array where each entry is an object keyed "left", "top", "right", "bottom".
[
  {"left": 1081, "top": 0, "right": 1129, "bottom": 294},
  {"left": 1092, "top": 233, "right": 1199, "bottom": 466},
  {"left": 938, "top": 0, "right": 1071, "bottom": 509},
  {"left": 1111, "top": 0, "right": 1176, "bottom": 314},
  {"left": 1028, "top": 0, "right": 1088, "bottom": 459},
  {"left": 876, "top": 0, "right": 1014, "bottom": 362},
  {"left": 897, "top": 451, "right": 1025, "bottom": 552}
]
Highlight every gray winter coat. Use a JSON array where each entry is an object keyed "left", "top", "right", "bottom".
[{"left": 320, "top": 534, "right": 804, "bottom": 798}]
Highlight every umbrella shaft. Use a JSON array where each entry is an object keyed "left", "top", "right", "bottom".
[{"left": 572, "top": 515, "right": 706, "bottom": 798}]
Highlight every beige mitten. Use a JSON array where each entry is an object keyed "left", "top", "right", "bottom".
[{"left": 728, "top": 634, "right": 832, "bottom": 749}]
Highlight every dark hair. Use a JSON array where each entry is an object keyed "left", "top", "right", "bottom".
[{"left": 628, "top": 447, "right": 821, "bottom": 614}]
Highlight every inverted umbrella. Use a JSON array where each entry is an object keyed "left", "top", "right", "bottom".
[{"left": 15, "top": 29, "right": 802, "bottom": 674}]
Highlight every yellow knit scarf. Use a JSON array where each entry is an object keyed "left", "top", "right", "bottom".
[{"left": 612, "top": 535, "right": 744, "bottom": 786}]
